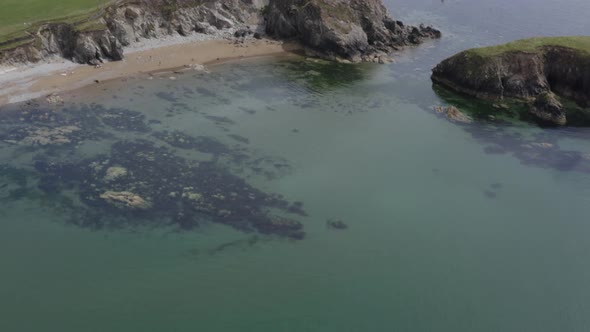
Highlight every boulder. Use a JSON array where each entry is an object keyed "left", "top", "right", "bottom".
[
  {"left": 529, "top": 92, "right": 566, "bottom": 125},
  {"left": 434, "top": 105, "right": 473, "bottom": 123}
]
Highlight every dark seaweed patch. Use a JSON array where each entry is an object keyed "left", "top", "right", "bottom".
[
  {"left": 227, "top": 134, "right": 250, "bottom": 144},
  {"left": 155, "top": 92, "right": 178, "bottom": 102},
  {"left": 99, "top": 108, "right": 151, "bottom": 132},
  {"left": 195, "top": 87, "right": 217, "bottom": 98},
  {"left": 33, "top": 139, "right": 306, "bottom": 239},
  {"left": 483, "top": 190, "right": 497, "bottom": 199},
  {"left": 239, "top": 107, "right": 257, "bottom": 115},
  {"left": 152, "top": 130, "right": 231, "bottom": 154},
  {"left": 204, "top": 115, "right": 235, "bottom": 126}
]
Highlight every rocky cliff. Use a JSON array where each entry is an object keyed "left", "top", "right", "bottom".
[
  {"left": 0, "top": 0, "right": 262, "bottom": 66},
  {"left": 265, "top": 0, "right": 441, "bottom": 62},
  {"left": 431, "top": 37, "right": 590, "bottom": 126},
  {"left": 0, "top": 0, "right": 440, "bottom": 66}
]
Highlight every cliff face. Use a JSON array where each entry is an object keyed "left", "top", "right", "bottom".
[
  {"left": 0, "top": 0, "right": 440, "bottom": 66},
  {"left": 432, "top": 40, "right": 590, "bottom": 125},
  {"left": 0, "top": 0, "right": 262, "bottom": 66},
  {"left": 265, "top": 0, "right": 441, "bottom": 62}
]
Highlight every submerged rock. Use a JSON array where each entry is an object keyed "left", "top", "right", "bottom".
[
  {"left": 327, "top": 219, "right": 348, "bottom": 230},
  {"left": 100, "top": 191, "right": 152, "bottom": 209},
  {"left": 434, "top": 105, "right": 473, "bottom": 123},
  {"left": 45, "top": 94, "right": 64, "bottom": 105},
  {"left": 254, "top": 215, "right": 305, "bottom": 239}
]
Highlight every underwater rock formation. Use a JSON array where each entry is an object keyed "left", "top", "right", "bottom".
[
  {"left": 327, "top": 219, "right": 348, "bottom": 230},
  {"left": 100, "top": 191, "right": 152, "bottom": 209},
  {"left": 0, "top": 99, "right": 308, "bottom": 239},
  {"left": 434, "top": 105, "right": 473, "bottom": 123},
  {"left": 32, "top": 139, "right": 306, "bottom": 239}
]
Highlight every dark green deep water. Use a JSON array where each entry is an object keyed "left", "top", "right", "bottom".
[{"left": 2, "top": 0, "right": 590, "bottom": 331}]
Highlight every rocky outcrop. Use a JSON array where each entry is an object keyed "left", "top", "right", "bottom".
[
  {"left": 0, "top": 0, "right": 439, "bottom": 66},
  {"left": 434, "top": 105, "right": 472, "bottom": 123},
  {"left": 431, "top": 37, "right": 590, "bottom": 125},
  {"left": 530, "top": 92, "right": 566, "bottom": 126},
  {"left": 265, "top": 0, "right": 441, "bottom": 62},
  {"left": 0, "top": 0, "right": 262, "bottom": 66}
]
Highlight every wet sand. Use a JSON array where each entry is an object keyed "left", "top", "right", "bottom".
[{"left": 0, "top": 38, "right": 301, "bottom": 106}]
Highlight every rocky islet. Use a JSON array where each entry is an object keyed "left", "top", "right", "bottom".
[{"left": 431, "top": 37, "right": 590, "bottom": 126}]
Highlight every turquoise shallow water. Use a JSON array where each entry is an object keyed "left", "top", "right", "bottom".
[{"left": 2, "top": 0, "right": 590, "bottom": 331}]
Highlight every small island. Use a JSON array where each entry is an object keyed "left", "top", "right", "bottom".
[{"left": 431, "top": 36, "right": 590, "bottom": 126}]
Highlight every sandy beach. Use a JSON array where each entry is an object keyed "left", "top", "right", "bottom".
[{"left": 0, "top": 37, "right": 301, "bottom": 106}]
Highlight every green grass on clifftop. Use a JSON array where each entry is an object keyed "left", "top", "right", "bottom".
[
  {"left": 468, "top": 36, "right": 590, "bottom": 57},
  {"left": 0, "top": 0, "right": 111, "bottom": 41}
]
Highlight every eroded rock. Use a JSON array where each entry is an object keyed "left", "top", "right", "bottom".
[
  {"left": 100, "top": 191, "right": 152, "bottom": 209},
  {"left": 529, "top": 92, "right": 566, "bottom": 125},
  {"left": 434, "top": 105, "right": 473, "bottom": 123}
]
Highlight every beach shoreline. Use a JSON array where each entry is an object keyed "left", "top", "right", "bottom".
[{"left": 0, "top": 36, "right": 301, "bottom": 107}]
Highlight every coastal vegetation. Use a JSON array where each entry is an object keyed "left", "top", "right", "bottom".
[
  {"left": 0, "top": 0, "right": 109, "bottom": 43},
  {"left": 467, "top": 36, "right": 590, "bottom": 57}
]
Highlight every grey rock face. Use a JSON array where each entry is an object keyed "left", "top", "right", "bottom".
[
  {"left": 265, "top": 0, "right": 441, "bottom": 62},
  {"left": 0, "top": 0, "right": 261, "bottom": 66}
]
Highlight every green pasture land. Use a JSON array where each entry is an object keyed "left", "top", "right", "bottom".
[
  {"left": 468, "top": 36, "right": 590, "bottom": 57},
  {"left": 0, "top": 0, "right": 111, "bottom": 42}
]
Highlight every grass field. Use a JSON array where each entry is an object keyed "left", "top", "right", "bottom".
[
  {"left": 468, "top": 36, "right": 590, "bottom": 57},
  {"left": 0, "top": 0, "right": 111, "bottom": 40}
]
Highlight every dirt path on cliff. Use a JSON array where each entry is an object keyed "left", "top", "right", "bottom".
[{"left": 0, "top": 38, "right": 301, "bottom": 106}]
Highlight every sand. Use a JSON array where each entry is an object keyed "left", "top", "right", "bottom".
[{"left": 0, "top": 38, "right": 301, "bottom": 106}]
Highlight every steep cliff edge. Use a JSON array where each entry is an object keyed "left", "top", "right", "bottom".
[
  {"left": 265, "top": 0, "right": 441, "bottom": 62},
  {"left": 0, "top": 0, "right": 440, "bottom": 67},
  {"left": 431, "top": 37, "right": 590, "bottom": 126}
]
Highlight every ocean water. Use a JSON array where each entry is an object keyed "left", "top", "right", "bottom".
[{"left": 1, "top": 0, "right": 590, "bottom": 331}]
